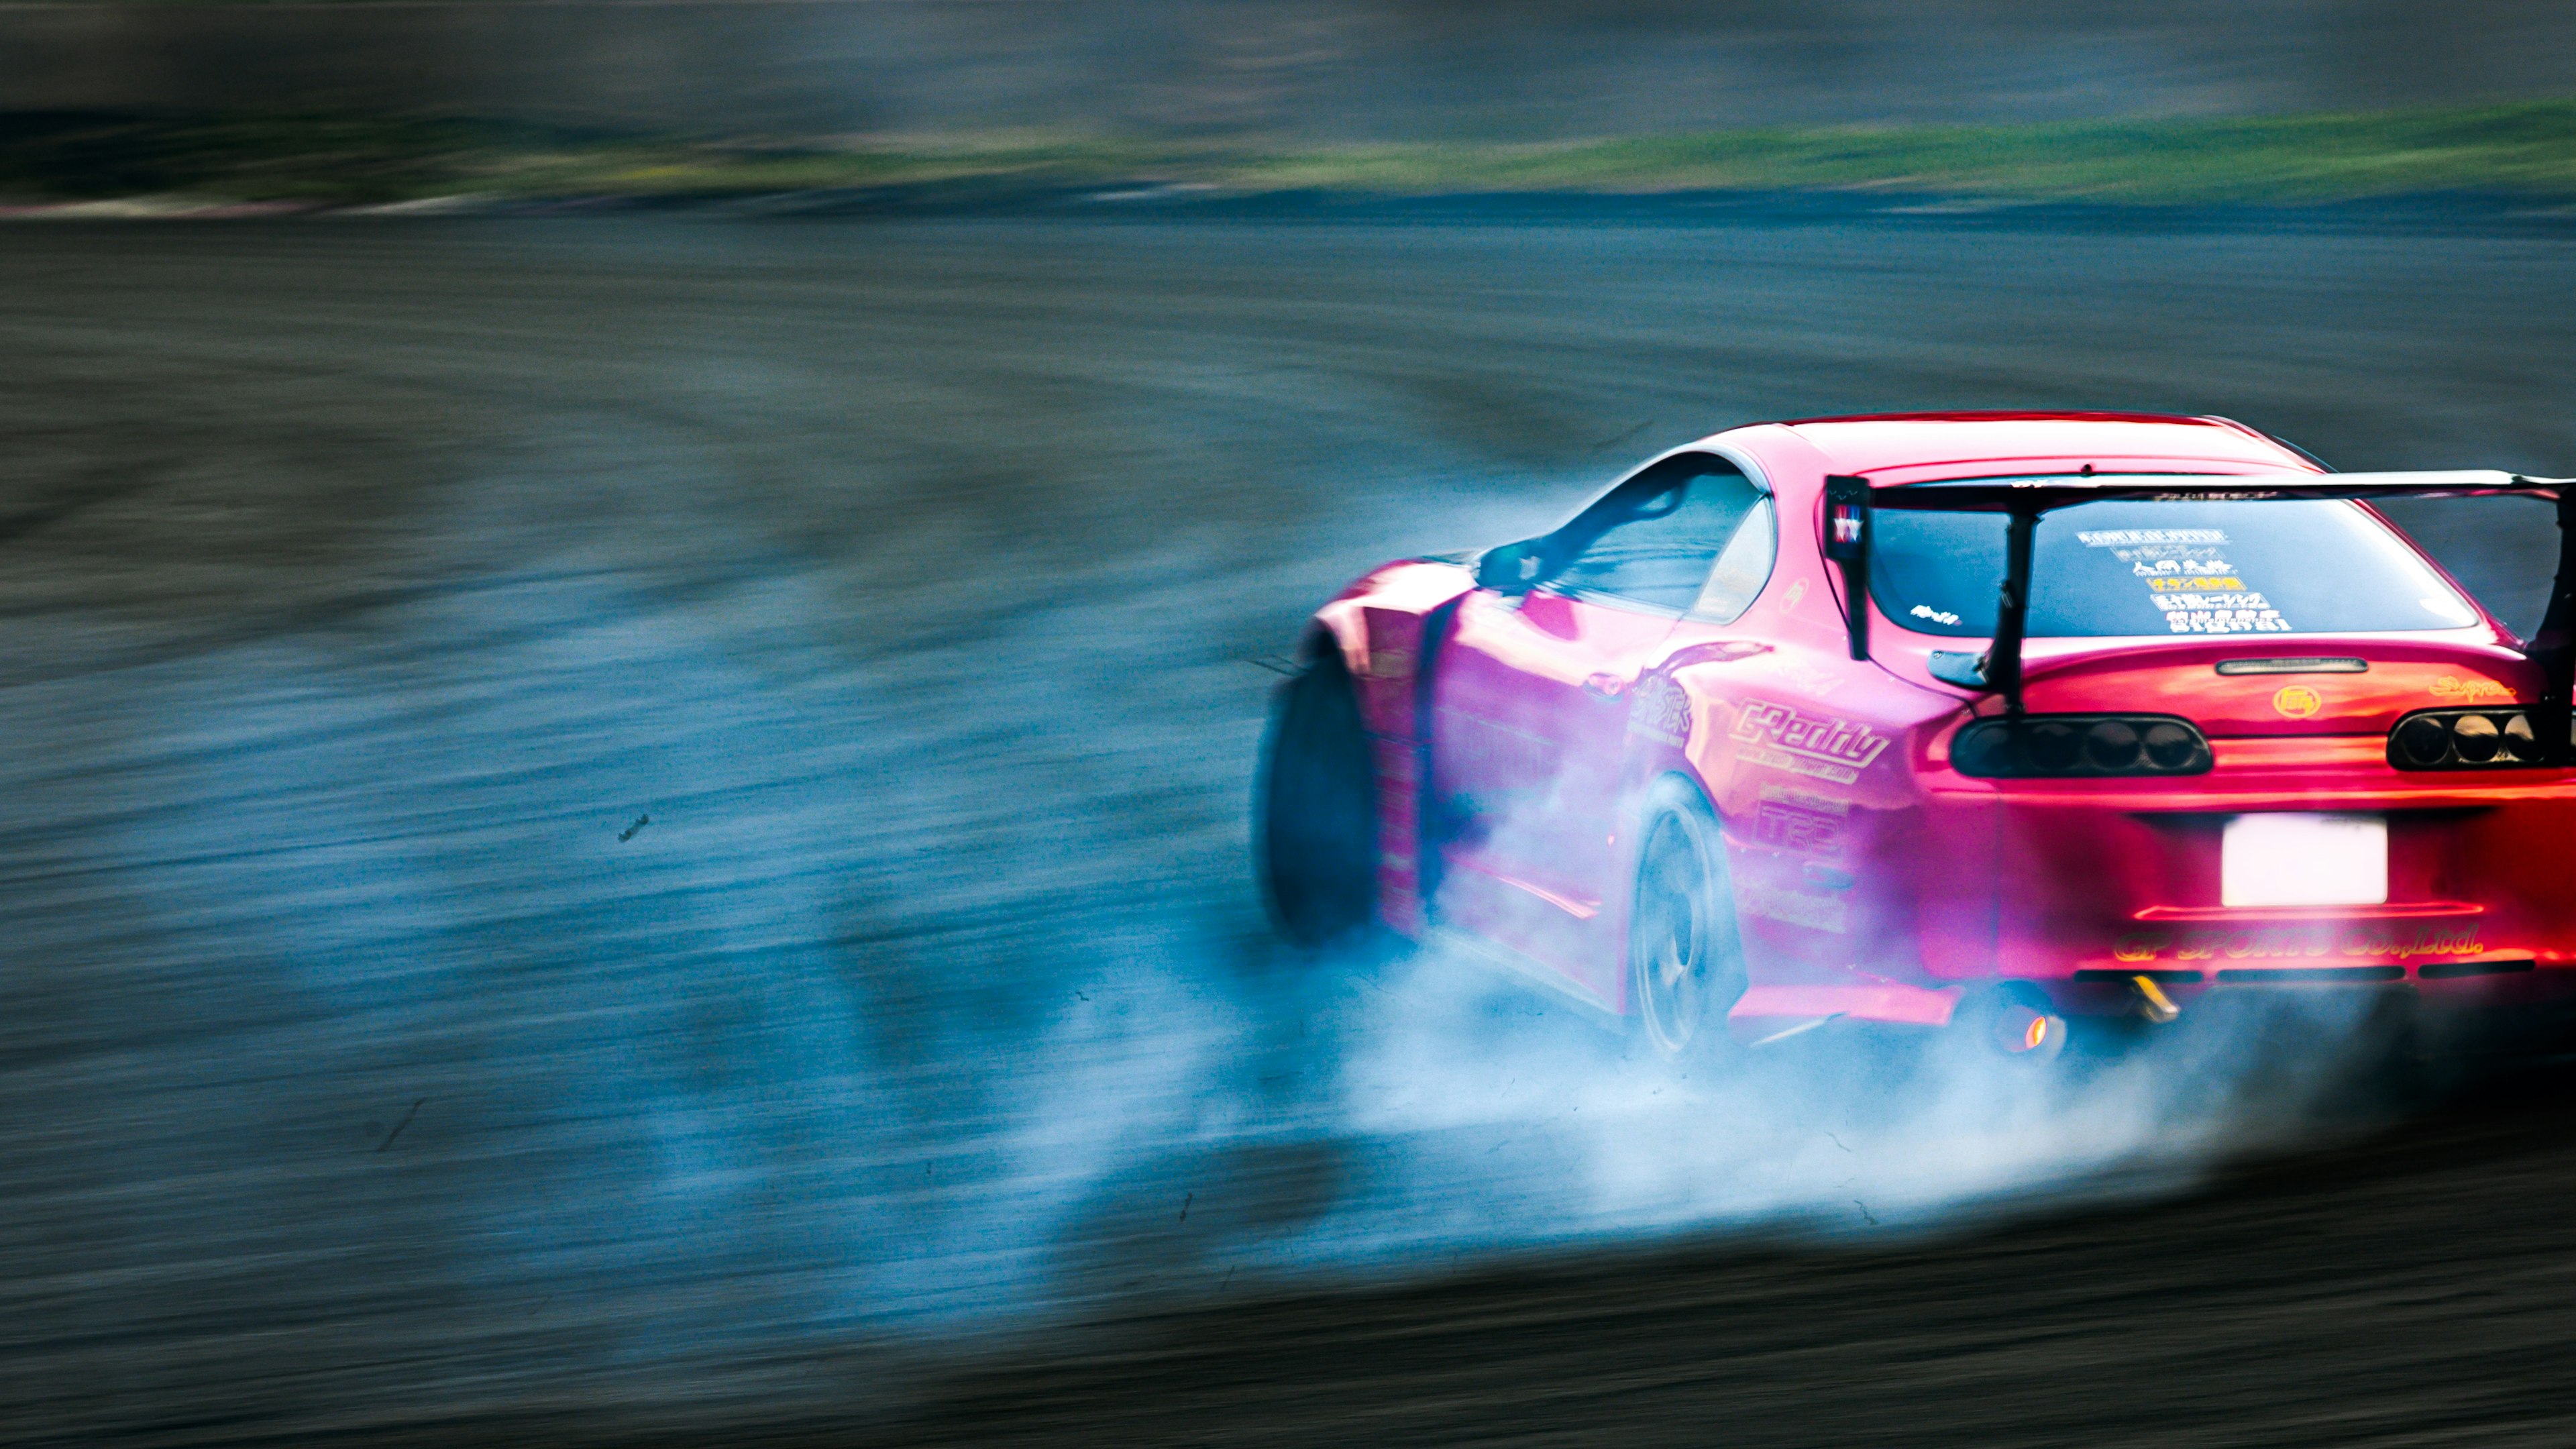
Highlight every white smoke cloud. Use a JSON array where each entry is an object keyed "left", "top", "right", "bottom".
[{"left": 15, "top": 511, "right": 2412, "bottom": 1438}]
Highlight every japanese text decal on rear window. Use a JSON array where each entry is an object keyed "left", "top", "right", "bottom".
[
  {"left": 2076, "top": 527, "right": 2292, "bottom": 636},
  {"left": 1869, "top": 496, "right": 2474, "bottom": 640}
]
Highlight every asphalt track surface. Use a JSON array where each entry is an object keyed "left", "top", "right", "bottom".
[{"left": 7, "top": 215, "right": 2576, "bottom": 1447}]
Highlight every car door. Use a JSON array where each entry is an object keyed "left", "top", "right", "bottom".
[{"left": 1430, "top": 453, "right": 1772, "bottom": 998}]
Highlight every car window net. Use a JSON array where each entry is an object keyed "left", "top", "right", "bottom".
[
  {"left": 1868, "top": 494, "right": 2479, "bottom": 639},
  {"left": 1550, "top": 461, "right": 1766, "bottom": 613}
]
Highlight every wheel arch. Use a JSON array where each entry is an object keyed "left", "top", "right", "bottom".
[{"left": 1289, "top": 562, "right": 1479, "bottom": 937}]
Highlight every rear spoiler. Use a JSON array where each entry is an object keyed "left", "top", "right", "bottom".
[{"left": 1821, "top": 470, "right": 2576, "bottom": 763}]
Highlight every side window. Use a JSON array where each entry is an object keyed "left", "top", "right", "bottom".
[
  {"left": 1548, "top": 457, "right": 1768, "bottom": 614},
  {"left": 1689, "top": 496, "right": 1776, "bottom": 623}
]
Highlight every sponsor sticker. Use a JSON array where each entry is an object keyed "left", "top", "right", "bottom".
[
  {"left": 1627, "top": 674, "right": 1691, "bottom": 746},
  {"left": 2112, "top": 924, "right": 2485, "bottom": 962},
  {"left": 2152, "top": 596, "right": 2294, "bottom": 634},
  {"left": 1752, "top": 798, "right": 1847, "bottom": 856},
  {"left": 2082, "top": 528, "right": 2294, "bottom": 635},
  {"left": 1758, "top": 783, "right": 1851, "bottom": 814},
  {"left": 1739, "top": 879, "right": 1848, "bottom": 934},
  {"left": 1731, "top": 702, "right": 1889, "bottom": 786},
  {"left": 2076, "top": 529, "right": 2229, "bottom": 548},
  {"left": 2272, "top": 684, "right": 2322, "bottom": 719}
]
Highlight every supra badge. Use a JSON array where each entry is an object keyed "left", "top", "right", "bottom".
[{"left": 2432, "top": 674, "right": 2514, "bottom": 702}]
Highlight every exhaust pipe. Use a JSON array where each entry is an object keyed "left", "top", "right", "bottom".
[{"left": 2131, "top": 975, "right": 2182, "bottom": 1024}]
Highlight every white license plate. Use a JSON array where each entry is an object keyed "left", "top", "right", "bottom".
[{"left": 2221, "top": 813, "right": 2387, "bottom": 908}]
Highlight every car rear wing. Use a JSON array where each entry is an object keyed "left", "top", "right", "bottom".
[{"left": 1821, "top": 470, "right": 2576, "bottom": 763}]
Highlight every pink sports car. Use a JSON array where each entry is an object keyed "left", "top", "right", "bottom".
[{"left": 1258, "top": 412, "right": 2576, "bottom": 1058}]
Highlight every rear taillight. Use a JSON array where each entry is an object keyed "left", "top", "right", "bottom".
[
  {"left": 1951, "top": 714, "right": 2212, "bottom": 778},
  {"left": 2388, "top": 707, "right": 2561, "bottom": 769}
]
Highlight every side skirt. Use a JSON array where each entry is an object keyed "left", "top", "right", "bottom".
[
  {"left": 1726, "top": 981, "right": 1962, "bottom": 1030},
  {"left": 1424, "top": 923, "right": 1625, "bottom": 1025}
]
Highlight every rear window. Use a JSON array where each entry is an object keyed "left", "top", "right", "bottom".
[{"left": 1869, "top": 494, "right": 2479, "bottom": 639}]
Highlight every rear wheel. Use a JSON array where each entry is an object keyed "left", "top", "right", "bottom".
[
  {"left": 1258, "top": 651, "right": 1380, "bottom": 947},
  {"left": 1628, "top": 782, "right": 1749, "bottom": 1057}
]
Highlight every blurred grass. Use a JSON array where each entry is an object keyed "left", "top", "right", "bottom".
[{"left": 11, "top": 103, "right": 2576, "bottom": 204}]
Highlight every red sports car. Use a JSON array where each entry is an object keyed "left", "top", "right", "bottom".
[{"left": 1258, "top": 412, "right": 2576, "bottom": 1058}]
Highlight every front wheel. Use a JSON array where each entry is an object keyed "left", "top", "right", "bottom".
[
  {"left": 1627, "top": 780, "right": 1750, "bottom": 1057},
  {"left": 1257, "top": 651, "right": 1380, "bottom": 948}
]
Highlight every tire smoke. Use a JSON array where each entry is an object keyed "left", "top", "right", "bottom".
[{"left": 0, "top": 533, "right": 2412, "bottom": 1440}]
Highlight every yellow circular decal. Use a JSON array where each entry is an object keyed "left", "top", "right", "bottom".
[{"left": 2273, "top": 684, "right": 2323, "bottom": 719}]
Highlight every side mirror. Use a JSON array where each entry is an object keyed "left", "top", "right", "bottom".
[{"left": 1477, "top": 539, "right": 1548, "bottom": 594}]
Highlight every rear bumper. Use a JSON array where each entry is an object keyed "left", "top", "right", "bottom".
[
  {"left": 1911, "top": 737, "right": 2576, "bottom": 1019},
  {"left": 1719, "top": 956, "right": 2576, "bottom": 1035},
  {"left": 2031, "top": 953, "right": 2576, "bottom": 1018}
]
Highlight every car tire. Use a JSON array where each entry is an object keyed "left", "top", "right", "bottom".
[
  {"left": 1628, "top": 778, "right": 1750, "bottom": 1057},
  {"left": 1258, "top": 650, "right": 1380, "bottom": 948}
]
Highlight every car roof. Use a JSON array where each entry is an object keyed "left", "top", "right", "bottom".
[{"left": 1764, "top": 411, "right": 2312, "bottom": 476}]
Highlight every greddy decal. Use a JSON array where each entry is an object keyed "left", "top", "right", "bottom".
[
  {"left": 1731, "top": 702, "right": 1888, "bottom": 786},
  {"left": 2112, "top": 924, "right": 2486, "bottom": 962}
]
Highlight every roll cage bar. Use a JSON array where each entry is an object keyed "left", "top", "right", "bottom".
[{"left": 1821, "top": 470, "right": 2576, "bottom": 764}]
